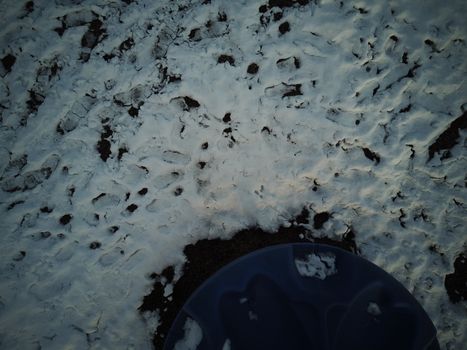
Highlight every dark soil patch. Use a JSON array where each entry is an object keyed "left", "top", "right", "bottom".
[
  {"left": 118, "top": 146, "right": 128, "bottom": 160},
  {"left": 354, "top": 6, "right": 369, "bottom": 14},
  {"left": 273, "top": 11, "right": 283, "bottom": 21},
  {"left": 89, "top": 241, "right": 102, "bottom": 249},
  {"left": 361, "top": 147, "right": 381, "bottom": 164},
  {"left": 384, "top": 63, "right": 421, "bottom": 91},
  {"left": 83, "top": 20, "right": 105, "bottom": 49},
  {"left": 80, "top": 19, "right": 106, "bottom": 62},
  {"left": 101, "top": 124, "right": 113, "bottom": 138},
  {"left": 2, "top": 54, "right": 16, "bottom": 73},
  {"left": 217, "top": 54, "right": 235, "bottom": 66},
  {"left": 399, "top": 104, "right": 411, "bottom": 113},
  {"left": 40, "top": 206, "right": 53, "bottom": 213},
  {"left": 294, "top": 207, "right": 309, "bottom": 224},
  {"left": 140, "top": 208, "right": 358, "bottom": 350},
  {"left": 188, "top": 28, "right": 201, "bottom": 41},
  {"left": 278, "top": 21, "right": 290, "bottom": 34},
  {"left": 103, "top": 53, "right": 116, "bottom": 62},
  {"left": 269, "top": 0, "right": 309, "bottom": 8},
  {"left": 168, "top": 74, "right": 181, "bottom": 83},
  {"left": 92, "top": 193, "right": 106, "bottom": 204},
  {"left": 97, "top": 138, "right": 111, "bottom": 161},
  {"left": 59, "top": 214, "right": 72, "bottom": 225},
  {"left": 13, "top": 251, "right": 26, "bottom": 262},
  {"left": 372, "top": 84, "right": 380, "bottom": 96},
  {"left": 223, "top": 113, "right": 231, "bottom": 123},
  {"left": 7, "top": 200, "right": 25, "bottom": 210},
  {"left": 402, "top": 52, "right": 408, "bottom": 64},
  {"left": 67, "top": 186, "right": 75, "bottom": 198},
  {"left": 217, "top": 11, "right": 227, "bottom": 22},
  {"left": 445, "top": 253, "right": 467, "bottom": 303},
  {"left": 26, "top": 90, "right": 45, "bottom": 115},
  {"left": 39, "top": 231, "right": 51, "bottom": 239},
  {"left": 424, "top": 39, "right": 439, "bottom": 53},
  {"left": 25, "top": 1, "right": 34, "bottom": 13},
  {"left": 97, "top": 124, "right": 113, "bottom": 161},
  {"left": 313, "top": 211, "right": 330, "bottom": 229},
  {"left": 119, "top": 37, "right": 134, "bottom": 52},
  {"left": 183, "top": 96, "right": 200, "bottom": 109},
  {"left": 247, "top": 63, "right": 259, "bottom": 74},
  {"left": 126, "top": 203, "right": 138, "bottom": 213},
  {"left": 428, "top": 111, "right": 467, "bottom": 161},
  {"left": 138, "top": 188, "right": 148, "bottom": 196}
]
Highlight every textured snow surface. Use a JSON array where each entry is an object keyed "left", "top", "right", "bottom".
[
  {"left": 295, "top": 252, "right": 337, "bottom": 279},
  {"left": 0, "top": 0, "right": 466, "bottom": 349},
  {"left": 174, "top": 318, "right": 203, "bottom": 350}
]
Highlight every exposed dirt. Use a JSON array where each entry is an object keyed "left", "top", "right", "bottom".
[
  {"left": 1, "top": 54, "right": 16, "bottom": 73},
  {"left": 361, "top": 147, "right": 381, "bottom": 164},
  {"left": 444, "top": 253, "right": 467, "bottom": 303},
  {"left": 247, "top": 62, "right": 259, "bottom": 74},
  {"left": 428, "top": 110, "right": 467, "bottom": 161},
  {"left": 313, "top": 211, "right": 330, "bottom": 229},
  {"left": 278, "top": 21, "right": 290, "bottom": 34},
  {"left": 97, "top": 123, "right": 113, "bottom": 161},
  {"left": 59, "top": 214, "right": 72, "bottom": 225},
  {"left": 268, "top": 0, "right": 309, "bottom": 9},
  {"left": 217, "top": 54, "right": 235, "bottom": 66},
  {"left": 182, "top": 96, "right": 200, "bottom": 110},
  {"left": 140, "top": 208, "right": 358, "bottom": 350}
]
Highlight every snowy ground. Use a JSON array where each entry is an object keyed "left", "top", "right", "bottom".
[{"left": 0, "top": 0, "right": 466, "bottom": 349}]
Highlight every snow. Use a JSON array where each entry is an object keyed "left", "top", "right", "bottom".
[
  {"left": 222, "top": 339, "right": 231, "bottom": 350},
  {"left": 367, "top": 302, "right": 382, "bottom": 316},
  {"left": 295, "top": 252, "right": 337, "bottom": 280},
  {"left": 174, "top": 318, "right": 203, "bottom": 350},
  {"left": 0, "top": 0, "right": 466, "bottom": 349}
]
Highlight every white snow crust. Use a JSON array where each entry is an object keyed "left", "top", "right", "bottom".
[
  {"left": 174, "top": 318, "right": 203, "bottom": 350},
  {"left": 295, "top": 253, "right": 337, "bottom": 279},
  {"left": 1, "top": 0, "right": 466, "bottom": 349}
]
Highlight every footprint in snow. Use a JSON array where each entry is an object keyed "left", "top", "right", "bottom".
[
  {"left": 161, "top": 151, "right": 191, "bottom": 165},
  {"left": 153, "top": 171, "right": 183, "bottom": 190}
]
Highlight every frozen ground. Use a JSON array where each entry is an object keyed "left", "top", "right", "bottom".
[{"left": 0, "top": 0, "right": 466, "bottom": 349}]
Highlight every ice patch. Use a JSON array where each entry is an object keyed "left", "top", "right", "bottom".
[{"left": 295, "top": 253, "right": 337, "bottom": 280}]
